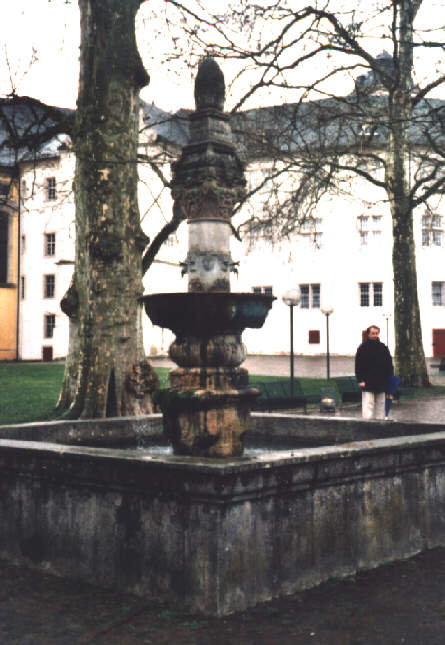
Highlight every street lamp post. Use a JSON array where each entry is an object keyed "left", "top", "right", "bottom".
[
  {"left": 321, "top": 305, "right": 334, "bottom": 380},
  {"left": 282, "top": 288, "right": 301, "bottom": 398},
  {"left": 383, "top": 312, "right": 392, "bottom": 346}
]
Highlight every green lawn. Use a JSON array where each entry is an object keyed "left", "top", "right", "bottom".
[
  {"left": 0, "top": 361, "right": 444, "bottom": 426},
  {"left": 0, "top": 362, "right": 66, "bottom": 425},
  {"left": 0, "top": 362, "right": 168, "bottom": 426}
]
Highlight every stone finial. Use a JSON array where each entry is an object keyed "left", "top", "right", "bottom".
[
  {"left": 171, "top": 57, "right": 245, "bottom": 292},
  {"left": 194, "top": 57, "right": 225, "bottom": 111}
]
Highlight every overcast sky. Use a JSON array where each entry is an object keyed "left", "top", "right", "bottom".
[
  {"left": 1, "top": 0, "right": 444, "bottom": 113},
  {"left": 0, "top": 0, "right": 200, "bottom": 111},
  {"left": 0, "top": 0, "right": 80, "bottom": 107}
]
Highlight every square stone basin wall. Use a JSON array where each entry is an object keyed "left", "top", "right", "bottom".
[{"left": 1, "top": 414, "right": 445, "bottom": 616}]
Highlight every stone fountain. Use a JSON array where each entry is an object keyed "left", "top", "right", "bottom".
[
  {"left": 142, "top": 57, "right": 274, "bottom": 457},
  {"left": 1, "top": 59, "right": 440, "bottom": 619}
]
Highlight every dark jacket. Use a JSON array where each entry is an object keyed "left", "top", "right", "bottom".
[{"left": 355, "top": 338, "right": 394, "bottom": 393}]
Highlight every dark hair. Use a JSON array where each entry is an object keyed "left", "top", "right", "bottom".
[{"left": 366, "top": 325, "right": 380, "bottom": 336}]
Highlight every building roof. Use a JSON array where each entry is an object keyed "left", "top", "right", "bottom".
[
  {"left": 0, "top": 95, "right": 73, "bottom": 166},
  {"left": 1, "top": 91, "right": 444, "bottom": 168},
  {"left": 141, "top": 93, "right": 445, "bottom": 163},
  {"left": 230, "top": 96, "right": 445, "bottom": 160},
  {"left": 141, "top": 101, "right": 190, "bottom": 148}
]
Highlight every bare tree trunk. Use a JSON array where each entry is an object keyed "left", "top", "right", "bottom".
[
  {"left": 390, "top": 191, "right": 429, "bottom": 386},
  {"left": 387, "top": 0, "right": 429, "bottom": 387},
  {"left": 58, "top": 0, "right": 159, "bottom": 418},
  {"left": 55, "top": 277, "right": 80, "bottom": 411}
]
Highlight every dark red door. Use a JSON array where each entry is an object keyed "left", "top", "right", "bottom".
[
  {"left": 432, "top": 329, "right": 445, "bottom": 357},
  {"left": 42, "top": 346, "right": 53, "bottom": 362}
]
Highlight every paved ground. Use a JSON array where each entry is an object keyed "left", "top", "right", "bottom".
[
  {"left": 3, "top": 354, "right": 445, "bottom": 643},
  {"left": 151, "top": 353, "right": 445, "bottom": 380},
  {"left": 3, "top": 547, "right": 445, "bottom": 644},
  {"left": 151, "top": 354, "right": 445, "bottom": 423}
]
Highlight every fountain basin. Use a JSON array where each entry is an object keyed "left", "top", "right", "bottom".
[
  {"left": 141, "top": 292, "right": 275, "bottom": 457},
  {"left": 2, "top": 414, "right": 445, "bottom": 615},
  {"left": 141, "top": 292, "right": 275, "bottom": 337}
]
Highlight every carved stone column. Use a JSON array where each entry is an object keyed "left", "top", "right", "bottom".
[{"left": 143, "top": 58, "right": 274, "bottom": 457}]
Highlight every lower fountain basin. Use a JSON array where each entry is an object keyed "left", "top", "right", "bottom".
[
  {"left": 141, "top": 292, "right": 275, "bottom": 336},
  {"left": 1, "top": 414, "right": 445, "bottom": 616}
]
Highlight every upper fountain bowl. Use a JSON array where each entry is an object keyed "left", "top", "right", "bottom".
[{"left": 141, "top": 292, "right": 275, "bottom": 337}]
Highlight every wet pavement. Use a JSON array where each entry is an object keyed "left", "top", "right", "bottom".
[
  {"left": 331, "top": 394, "right": 445, "bottom": 424},
  {"left": 151, "top": 353, "right": 445, "bottom": 381},
  {"left": 3, "top": 539, "right": 445, "bottom": 643},
  {"left": 150, "top": 353, "right": 358, "bottom": 378},
  {"left": 3, "top": 354, "right": 445, "bottom": 643},
  {"left": 151, "top": 354, "right": 445, "bottom": 424}
]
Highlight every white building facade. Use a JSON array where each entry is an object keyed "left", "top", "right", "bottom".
[
  {"left": 234, "top": 180, "right": 445, "bottom": 358},
  {"left": 15, "top": 109, "right": 445, "bottom": 362}
]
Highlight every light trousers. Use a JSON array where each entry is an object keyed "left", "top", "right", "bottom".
[{"left": 361, "top": 391, "right": 386, "bottom": 420}]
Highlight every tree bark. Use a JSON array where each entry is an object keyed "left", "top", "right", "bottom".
[
  {"left": 387, "top": 0, "right": 429, "bottom": 386},
  {"left": 57, "top": 0, "right": 159, "bottom": 418}
]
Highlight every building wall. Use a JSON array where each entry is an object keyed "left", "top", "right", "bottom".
[
  {"left": 11, "top": 141, "right": 445, "bottom": 362},
  {"left": 0, "top": 172, "right": 19, "bottom": 360},
  {"left": 233, "top": 165, "right": 445, "bottom": 358},
  {"left": 17, "top": 143, "right": 187, "bottom": 361},
  {"left": 137, "top": 148, "right": 186, "bottom": 356},
  {"left": 19, "top": 153, "right": 75, "bottom": 361}
]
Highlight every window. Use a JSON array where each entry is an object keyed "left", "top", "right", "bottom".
[
  {"left": 166, "top": 234, "right": 178, "bottom": 247},
  {"left": 252, "top": 286, "right": 273, "bottom": 295},
  {"left": 44, "top": 314, "right": 56, "bottom": 338},
  {"left": 309, "top": 330, "right": 320, "bottom": 344},
  {"left": 422, "top": 214, "right": 443, "bottom": 247},
  {"left": 432, "top": 282, "right": 444, "bottom": 306},
  {"left": 300, "top": 283, "right": 320, "bottom": 309},
  {"left": 358, "top": 215, "right": 382, "bottom": 245},
  {"left": 300, "top": 285, "right": 310, "bottom": 308},
  {"left": 433, "top": 231, "right": 443, "bottom": 246},
  {"left": 21, "top": 276, "right": 25, "bottom": 300},
  {"left": 360, "top": 283, "right": 370, "bottom": 307},
  {"left": 46, "top": 177, "right": 57, "bottom": 200},
  {"left": 301, "top": 218, "right": 322, "bottom": 233},
  {"left": 313, "top": 233, "right": 323, "bottom": 247},
  {"left": 245, "top": 224, "right": 277, "bottom": 251},
  {"left": 44, "top": 274, "right": 55, "bottom": 299},
  {"left": 21, "top": 235, "right": 26, "bottom": 254},
  {"left": 312, "top": 284, "right": 320, "bottom": 308},
  {"left": 373, "top": 282, "right": 383, "bottom": 306},
  {"left": 45, "top": 233, "right": 56, "bottom": 256},
  {"left": 300, "top": 218, "right": 323, "bottom": 247},
  {"left": 359, "top": 282, "right": 383, "bottom": 307}
]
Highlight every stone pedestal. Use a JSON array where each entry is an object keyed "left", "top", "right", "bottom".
[
  {"left": 158, "top": 351, "right": 256, "bottom": 456},
  {"left": 161, "top": 367, "right": 256, "bottom": 457}
]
